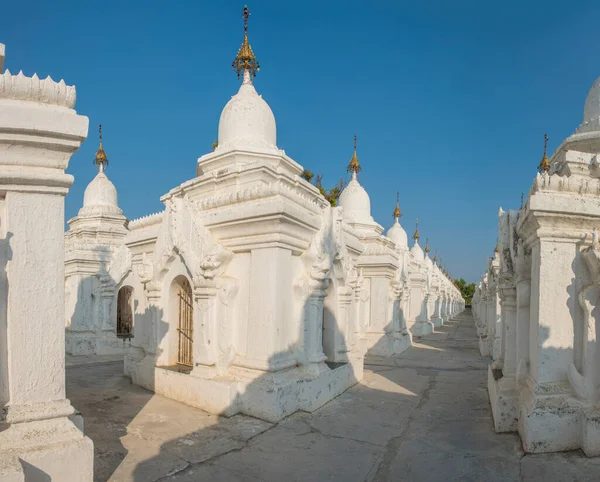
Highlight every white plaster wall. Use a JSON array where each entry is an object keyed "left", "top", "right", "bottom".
[
  {"left": 529, "top": 240, "right": 581, "bottom": 385},
  {"left": 7, "top": 192, "right": 65, "bottom": 404},
  {"left": 227, "top": 252, "right": 251, "bottom": 359}
]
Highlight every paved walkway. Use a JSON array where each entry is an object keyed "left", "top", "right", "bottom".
[{"left": 67, "top": 310, "right": 600, "bottom": 482}]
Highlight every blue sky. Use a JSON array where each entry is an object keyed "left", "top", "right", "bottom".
[{"left": 2, "top": 0, "right": 598, "bottom": 282}]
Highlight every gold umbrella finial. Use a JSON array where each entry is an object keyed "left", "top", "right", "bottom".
[
  {"left": 393, "top": 192, "right": 402, "bottom": 219},
  {"left": 538, "top": 133, "right": 550, "bottom": 173},
  {"left": 413, "top": 219, "right": 420, "bottom": 241},
  {"left": 94, "top": 124, "right": 109, "bottom": 172},
  {"left": 347, "top": 135, "right": 362, "bottom": 174},
  {"left": 494, "top": 244, "right": 499, "bottom": 254},
  {"left": 433, "top": 250, "right": 438, "bottom": 263},
  {"left": 232, "top": 6, "right": 260, "bottom": 79},
  {"left": 425, "top": 237, "right": 430, "bottom": 254}
]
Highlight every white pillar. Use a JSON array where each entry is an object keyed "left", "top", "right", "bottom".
[{"left": 0, "top": 46, "right": 93, "bottom": 480}]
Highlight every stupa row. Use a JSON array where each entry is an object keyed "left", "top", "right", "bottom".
[
  {"left": 63, "top": 12, "right": 464, "bottom": 421},
  {"left": 474, "top": 77, "right": 600, "bottom": 456}
]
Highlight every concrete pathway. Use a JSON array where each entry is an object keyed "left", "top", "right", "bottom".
[{"left": 67, "top": 310, "right": 600, "bottom": 482}]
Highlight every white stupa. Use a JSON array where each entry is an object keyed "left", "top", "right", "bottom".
[
  {"left": 339, "top": 136, "right": 377, "bottom": 228},
  {"left": 410, "top": 219, "right": 425, "bottom": 262},
  {"left": 386, "top": 194, "right": 408, "bottom": 251},
  {"left": 78, "top": 125, "right": 122, "bottom": 217},
  {"left": 216, "top": 21, "right": 276, "bottom": 152}
]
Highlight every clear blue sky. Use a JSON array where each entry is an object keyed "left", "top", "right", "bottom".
[{"left": 2, "top": 0, "right": 598, "bottom": 282}]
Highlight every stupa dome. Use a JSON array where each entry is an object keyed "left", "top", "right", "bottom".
[
  {"left": 410, "top": 241, "right": 425, "bottom": 263},
  {"left": 424, "top": 254, "right": 433, "bottom": 269},
  {"left": 218, "top": 71, "right": 277, "bottom": 151},
  {"left": 339, "top": 174, "right": 373, "bottom": 224},
  {"left": 79, "top": 125, "right": 122, "bottom": 217},
  {"left": 79, "top": 171, "right": 122, "bottom": 216},
  {"left": 578, "top": 77, "right": 600, "bottom": 133},
  {"left": 387, "top": 219, "right": 408, "bottom": 250}
]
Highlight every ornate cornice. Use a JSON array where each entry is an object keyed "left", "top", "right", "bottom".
[
  {"left": 0, "top": 70, "right": 76, "bottom": 108},
  {"left": 128, "top": 211, "right": 164, "bottom": 230}
]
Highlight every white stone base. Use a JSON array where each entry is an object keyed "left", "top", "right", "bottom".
[
  {"left": 518, "top": 387, "right": 580, "bottom": 454},
  {"left": 582, "top": 408, "right": 600, "bottom": 457},
  {"left": 487, "top": 366, "right": 519, "bottom": 433},
  {"left": 363, "top": 332, "right": 412, "bottom": 357},
  {"left": 411, "top": 320, "right": 434, "bottom": 336},
  {"left": 125, "top": 354, "right": 364, "bottom": 423},
  {"left": 66, "top": 329, "right": 133, "bottom": 356},
  {"left": 430, "top": 316, "right": 443, "bottom": 328},
  {"left": 0, "top": 417, "right": 93, "bottom": 481}
]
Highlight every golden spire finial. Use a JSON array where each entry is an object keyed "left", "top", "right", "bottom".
[
  {"left": 494, "top": 244, "right": 499, "bottom": 254},
  {"left": 393, "top": 192, "right": 402, "bottom": 219},
  {"left": 433, "top": 251, "right": 438, "bottom": 263},
  {"left": 94, "top": 124, "right": 108, "bottom": 172},
  {"left": 347, "top": 135, "right": 362, "bottom": 174},
  {"left": 538, "top": 133, "right": 550, "bottom": 173},
  {"left": 232, "top": 6, "right": 260, "bottom": 79},
  {"left": 413, "top": 218, "right": 420, "bottom": 241},
  {"left": 425, "top": 237, "right": 430, "bottom": 253}
]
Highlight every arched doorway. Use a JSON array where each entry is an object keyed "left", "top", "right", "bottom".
[
  {"left": 176, "top": 277, "right": 193, "bottom": 367},
  {"left": 117, "top": 286, "right": 133, "bottom": 338}
]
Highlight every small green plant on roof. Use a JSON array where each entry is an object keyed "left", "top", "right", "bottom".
[
  {"left": 301, "top": 169, "right": 314, "bottom": 183},
  {"left": 310, "top": 173, "right": 345, "bottom": 207}
]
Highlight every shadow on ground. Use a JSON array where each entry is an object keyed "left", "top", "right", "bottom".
[{"left": 66, "top": 310, "right": 600, "bottom": 482}]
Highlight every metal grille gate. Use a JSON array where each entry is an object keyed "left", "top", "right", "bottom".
[
  {"left": 177, "top": 279, "right": 193, "bottom": 367},
  {"left": 117, "top": 286, "right": 133, "bottom": 338}
]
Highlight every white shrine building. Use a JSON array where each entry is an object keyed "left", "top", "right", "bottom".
[{"left": 63, "top": 9, "right": 464, "bottom": 422}]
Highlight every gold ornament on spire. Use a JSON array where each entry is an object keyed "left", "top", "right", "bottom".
[
  {"left": 393, "top": 192, "right": 402, "bottom": 218},
  {"left": 538, "top": 133, "right": 550, "bottom": 173},
  {"left": 433, "top": 251, "right": 438, "bottom": 263},
  {"left": 232, "top": 6, "right": 260, "bottom": 79},
  {"left": 94, "top": 124, "right": 108, "bottom": 172},
  {"left": 413, "top": 219, "right": 420, "bottom": 241},
  {"left": 425, "top": 238, "right": 430, "bottom": 253},
  {"left": 494, "top": 244, "right": 499, "bottom": 254},
  {"left": 347, "top": 135, "right": 362, "bottom": 173}
]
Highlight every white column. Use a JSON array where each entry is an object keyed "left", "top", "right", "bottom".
[{"left": 0, "top": 48, "right": 93, "bottom": 480}]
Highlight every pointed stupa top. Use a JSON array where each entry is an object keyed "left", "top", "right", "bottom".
[
  {"left": 393, "top": 191, "right": 402, "bottom": 219},
  {"left": 538, "top": 133, "right": 550, "bottom": 173},
  {"left": 218, "top": 7, "right": 276, "bottom": 151},
  {"left": 424, "top": 237, "right": 430, "bottom": 253},
  {"left": 413, "top": 218, "right": 420, "bottom": 241},
  {"left": 232, "top": 6, "right": 260, "bottom": 79},
  {"left": 433, "top": 252, "right": 438, "bottom": 263},
  {"left": 347, "top": 135, "right": 361, "bottom": 176},
  {"left": 387, "top": 192, "right": 408, "bottom": 249},
  {"left": 94, "top": 124, "right": 109, "bottom": 172},
  {"left": 494, "top": 244, "right": 499, "bottom": 254},
  {"left": 80, "top": 124, "right": 121, "bottom": 216}
]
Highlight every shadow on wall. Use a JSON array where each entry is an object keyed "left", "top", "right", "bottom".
[
  {"left": 128, "top": 296, "right": 421, "bottom": 482},
  {"left": 124, "top": 277, "right": 364, "bottom": 481},
  {"left": 0, "top": 232, "right": 12, "bottom": 416},
  {"left": 67, "top": 273, "right": 140, "bottom": 356}
]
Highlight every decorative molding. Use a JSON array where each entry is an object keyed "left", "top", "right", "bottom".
[
  {"left": 194, "top": 179, "right": 325, "bottom": 215},
  {"left": 0, "top": 70, "right": 76, "bottom": 108},
  {"left": 128, "top": 211, "right": 164, "bottom": 230}
]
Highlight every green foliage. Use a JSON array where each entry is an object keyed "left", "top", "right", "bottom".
[
  {"left": 454, "top": 278, "right": 476, "bottom": 305},
  {"left": 301, "top": 169, "right": 314, "bottom": 183},
  {"left": 305, "top": 172, "right": 346, "bottom": 207}
]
